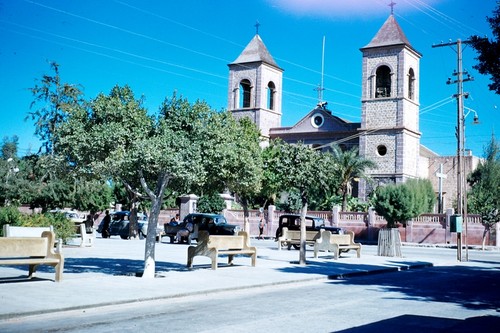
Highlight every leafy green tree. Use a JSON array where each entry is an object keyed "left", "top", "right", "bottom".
[
  {"left": 59, "top": 89, "right": 240, "bottom": 278},
  {"left": 1, "top": 136, "right": 19, "bottom": 159},
  {"left": 330, "top": 146, "right": 376, "bottom": 211},
  {"left": 373, "top": 183, "right": 414, "bottom": 228},
  {"left": 72, "top": 179, "right": 113, "bottom": 215},
  {"left": 26, "top": 63, "right": 88, "bottom": 212},
  {"left": 27, "top": 62, "right": 84, "bottom": 155},
  {"left": 470, "top": 3, "right": 500, "bottom": 94},
  {"left": 197, "top": 193, "right": 226, "bottom": 214},
  {"left": 211, "top": 116, "right": 262, "bottom": 231},
  {"left": 467, "top": 136, "right": 500, "bottom": 248},
  {"left": 263, "top": 139, "right": 329, "bottom": 265},
  {"left": 20, "top": 154, "right": 73, "bottom": 212},
  {"left": 373, "top": 178, "right": 436, "bottom": 228}
]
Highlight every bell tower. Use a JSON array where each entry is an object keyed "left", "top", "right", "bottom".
[
  {"left": 358, "top": 14, "right": 422, "bottom": 198},
  {"left": 228, "top": 33, "right": 283, "bottom": 142}
]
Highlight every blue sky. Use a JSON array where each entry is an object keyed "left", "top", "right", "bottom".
[{"left": 0, "top": 0, "right": 498, "bottom": 157}]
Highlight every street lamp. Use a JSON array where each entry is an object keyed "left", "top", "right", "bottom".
[{"left": 464, "top": 106, "right": 480, "bottom": 125}]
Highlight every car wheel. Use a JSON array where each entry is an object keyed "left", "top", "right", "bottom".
[
  {"left": 120, "top": 234, "right": 128, "bottom": 240},
  {"left": 292, "top": 244, "right": 300, "bottom": 250}
]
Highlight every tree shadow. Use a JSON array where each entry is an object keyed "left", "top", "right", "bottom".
[
  {"left": 332, "top": 263, "right": 500, "bottom": 312},
  {"left": 275, "top": 258, "right": 500, "bottom": 312},
  {"left": 333, "top": 314, "right": 500, "bottom": 333},
  {"left": 1, "top": 257, "right": 189, "bottom": 279},
  {"left": 276, "top": 259, "right": 432, "bottom": 278}
]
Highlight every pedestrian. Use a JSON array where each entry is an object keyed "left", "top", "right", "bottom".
[
  {"left": 85, "top": 214, "right": 94, "bottom": 234},
  {"left": 258, "top": 217, "right": 265, "bottom": 240},
  {"left": 175, "top": 220, "right": 193, "bottom": 243},
  {"left": 170, "top": 214, "right": 180, "bottom": 226},
  {"left": 101, "top": 210, "right": 111, "bottom": 238}
]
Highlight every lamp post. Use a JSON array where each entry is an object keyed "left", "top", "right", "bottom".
[{"left": 462, "top": 106, "right": 480, "bottom": 261}]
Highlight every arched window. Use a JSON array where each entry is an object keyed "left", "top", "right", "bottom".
[
  {"left": 239, "top": 79, "right": 252, "bottom": 108},
  {"left": 267, "top": 81, "right": 276, "bottom": 110},
  {"left": 408, "top": 68, "right": 415, "bottom": 100},
  {"left": 375, "top": 65, "right": 391, "bottom": 98}
]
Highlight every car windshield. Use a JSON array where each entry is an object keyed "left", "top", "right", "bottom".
[{"left": 213, "top": 216, "right": 227, "bottom": 224}]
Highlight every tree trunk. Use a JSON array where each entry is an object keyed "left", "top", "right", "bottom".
[
  {"left": 377, "top": 228, "right": 402, "bottom": 257},
  {"left": 482, "top": 226, "right": 489, "bottom": 251},
  {"left": 242, "top": 197, "right": 250, "bottom": 233},
  {"left": 142, "top": 195, "right": 163, "bottom": 278},
  {"left": 299, "top": 200, "right": 308, "bottom": 265},
  {"left": 128, "top": 196, "right": 139, "bottom": 239}
]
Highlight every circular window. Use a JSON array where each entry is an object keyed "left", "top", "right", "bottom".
[
  {"left": 311, "top": 113, "right": 324, "bottom": 128},
  {"left": 377, "top": 145, "right": 387, "bottom": 156}
]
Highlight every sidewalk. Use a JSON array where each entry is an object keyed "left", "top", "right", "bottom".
[{"left": 0, "top": 236, "right": 489, "bottom": 320}]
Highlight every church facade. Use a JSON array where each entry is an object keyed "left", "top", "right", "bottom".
[{"left": 227, "top": 14, "right": 480, "bottom": 211}]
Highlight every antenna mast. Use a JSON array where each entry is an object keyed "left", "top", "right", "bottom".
[{"left": 315, "top": 36, "right": 326, "bottom": 107}]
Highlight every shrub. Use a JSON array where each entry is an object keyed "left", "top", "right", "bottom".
[
  {"left": 0, "top": 206, "right": 23, "bottom": 236},
  {"left": 0, "top": 207, "right": 75, "bottom": 241}
]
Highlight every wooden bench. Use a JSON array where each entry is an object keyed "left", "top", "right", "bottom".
[
  {"left": 0, "top": 231, "right": 64, "bottom": 282},
  {"left": 277, "top": 227, "right": 321, "bottom": 250},
  {"left": 187, "top": 231, "right": 257, "bottom": 270},
  {"left": 313, "top": 230, "right": 362, "bottom": 259}
]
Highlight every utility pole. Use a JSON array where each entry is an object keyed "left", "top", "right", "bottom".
[{"left": 433, "top": 39, "right": 473, "bottom": 261}]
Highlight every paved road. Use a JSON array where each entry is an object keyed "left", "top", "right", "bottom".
[
  {"left": 3, "top": 262, "right": 499, "bottom": 332},
  {"left": 0, "top": 239, "right": 498, "bottom": 333}
]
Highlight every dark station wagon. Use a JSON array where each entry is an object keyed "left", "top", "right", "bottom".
[
  {"left": 164, "top": 213, "right": 240, "bottom": 244},
  {"left": 275, "top": 214, "right": 344, "bottom": 241}
]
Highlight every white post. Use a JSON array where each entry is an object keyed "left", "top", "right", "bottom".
[
  {"left": 332, "top": 206, "right": 340, "bottom": 226},
  {"left": 268, "top": 205, "right": 275, "bottom": 238}
]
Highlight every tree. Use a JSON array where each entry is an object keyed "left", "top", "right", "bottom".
[
  {"left": 373, "top": 178, "right": 436, "bottom": 257},
  {"left": 373, "top": 178, "right": 435, "bottom": 229},
  {"left": 467, "top": 136, "right": 500, "bottom": 249},
  {"left": 330, "top": 146, "right": 376, "bottom": 212},
  {"left": 470, "top": 3, "right": 500, "bottom": 94},
  {"left": 215, "top": 116, "right": 263, "bottom": 232},
  {"left": 59, "top": 89, "right": 242, "bottom": 278},
  {"left": 27, "top": 62, "right": 84, "bottom": 154},
  {"left": 373, "top": 183, "right": 414, "bottom": 229},
  {"left": 72, "top": 179, "right": 113, "bottom": 216},
  {"left": 263, "top": 139, "right": 329, "bottom": 265},
  {"left": 197, "top": 193, "right": 226, "bottom": 214},
  {"left": 1, "top": 136, "right": 19, "bottom": 160},
  {"left": 26, "top": 63, "right": 88, "bottom": 212}
]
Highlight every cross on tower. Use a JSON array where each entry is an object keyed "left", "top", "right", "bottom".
[
  {"left": 255, "top": 21, "right": 260, "bottom": 35},
  {"left": 389, "top": 1, "right": 396, "bottom": 15}
]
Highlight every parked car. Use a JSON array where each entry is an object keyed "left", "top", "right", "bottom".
[
  {"left": 49, "top": 209, "right": 86, "bottom": 224},
  {"left": 97, "top": 211, "right": 148, "bottom": 239},
  {"left": 275, "top": 214, "right": 344, "bottom": 247},
  {"left": 164, "top": 213, "right": 240, "bottom": 244}
]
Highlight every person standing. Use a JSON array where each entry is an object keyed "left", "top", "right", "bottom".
[
  {"left": 101, "top": 210, "right": 111, "bottom": 238},
  {"left": 258, "top": 217, "right": 265, "bottom": 240}
]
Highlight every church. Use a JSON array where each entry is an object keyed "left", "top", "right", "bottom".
[{"left": 226, "top": 13, "right": 480, "bottom": 212}]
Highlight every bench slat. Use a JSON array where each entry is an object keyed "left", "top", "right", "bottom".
[
  {"left": 208, "top": 236, "right": 244, "bottom": 250},
  {"left": 0, "top": 238, "right": 49, "bottom": 257}
]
